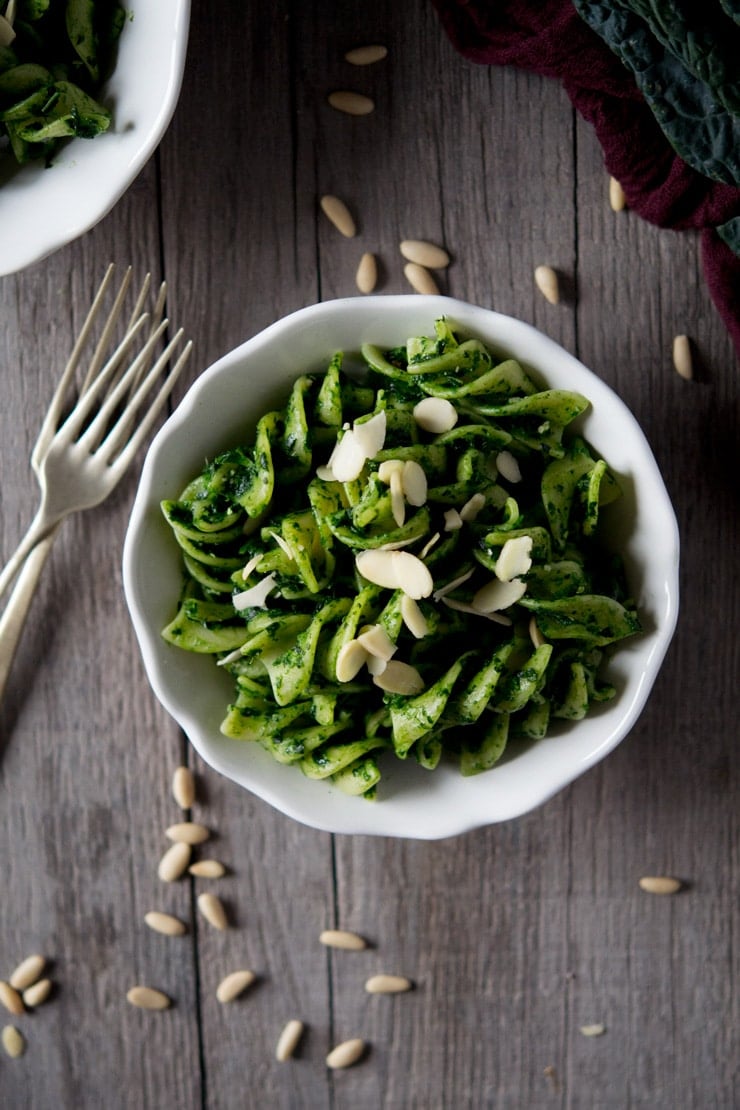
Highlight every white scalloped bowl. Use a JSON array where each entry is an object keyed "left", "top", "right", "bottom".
[
  {"left": 123, "top": 297, "right": 679, "bottom": 839},
  {"left": 0, "top": 0, "right": 190, "bottom": 277}
]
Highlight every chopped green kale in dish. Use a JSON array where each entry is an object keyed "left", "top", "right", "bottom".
[{"left": 161, "top": 320, "right": 642, "bottom": 799}]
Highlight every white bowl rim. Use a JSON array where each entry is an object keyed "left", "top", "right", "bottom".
[
  {"left": 0, "top": 0, "right": 191, "bottom": 277},
  {"left": 123, "top": 295, "right": 680, "bottom": 839}
]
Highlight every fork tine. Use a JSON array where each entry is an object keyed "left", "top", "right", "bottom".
[
  {"left": 57, "top": 313, "right": 153, "bottom": 444},
  {"left": 31, "top": 263, "right": 118, "bottom": 469},
  {"left": 107, "top": 339, "right": 193, "bottom": 472},
  {"left": 78, "top": 266, "right": 134, "bottom": 396},
  {"left": 73, "top": 318, "right": 171, "bottom": 452}
]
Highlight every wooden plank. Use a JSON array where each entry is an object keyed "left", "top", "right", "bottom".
[
  {"left": 0, "top": 181, "right": 202, "bottom": 1106},
  {"left": 157, "top": 4, "right": 335, "bottom": 1107}
]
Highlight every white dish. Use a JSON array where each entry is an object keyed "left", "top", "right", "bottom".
[
  {"left": 123, "top": 296, "right": 679, "bottom": 839},
  {"left": 0, "top": 0, "right": 191, "bottom": 277}
]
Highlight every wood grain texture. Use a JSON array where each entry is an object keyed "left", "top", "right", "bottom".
[{"left": 0, "top": 0, "right": 737, "bottom": 1107}]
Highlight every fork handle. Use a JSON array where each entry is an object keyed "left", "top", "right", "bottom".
[
  {"left": 0, "top": 508, "right": 59, "bottom": 602},
  {"left": 0, "top": 526, "right": 60, "bottom": 705}
]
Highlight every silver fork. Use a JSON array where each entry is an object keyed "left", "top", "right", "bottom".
[{"left": 0, "top": 264, "right": 192, "bottom": 699}]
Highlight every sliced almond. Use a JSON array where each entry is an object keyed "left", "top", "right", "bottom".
[
  {"left": 609, "top": 175, "right": 626, "bottom": 212},
  {"left": 345, "top": 44, "right": 387, "bottom": 66},
  {"left": 413, "top": 396, "right": 457, "bottom": 433},
  {"left": 495, "top": 450, "right": 521, "bottom": 483},
  {"left": 394, "top": 551, "right": 434, "bottom": 599},
  {"left": 459, "top": 492, "right": 486, "bottom": 522},
  {"left": 315, "top": 464, "right": 335, "bottom": 481},
  {"left": 400, "top": 595, "right": 428, "bottom": 639},
  {"left": 198, "top": 892, "right": 229, "bottom": 929},
  {"left": 270, "top": 530, "right": 295, "bottom": 560},
  {"left": 418, "top": 531, "right": 440, "bottom": 559},
  {"left": 353, "top": 411, "right": 386, "bottom": 457},
  {"left": 330, "top": 429, "right": 366, "bottom": 482},
  {"left": 0, "top": 983, "right": 23, "bottom": 1016},
  {"left": 356, "top": 548, "right": 399, "bottom": 589},
  {"left": 433, "top": 568, "right": 475, "bottom": 602},
  {"left": 216, "top": 970, "right": 256, "bottom": 1003},
  {"left": 319, "top": 929, "right": 367, "bottom": 950},
  {"left": 188, "top": 859, "right": 226, "bottom": 879},
  {"left": 320, "top": 194, "right": 356, "bottom": 237},
  {"left": 441, "top": 597, "right": 512, "bottom": 625},
  {"left": 276, "top": 1018, "right": 305, "bottom": 1061},
  {"left": 241, "top": 553, "right": 262, "bottom": 579},
  {"left": 126, "top": 986, "right": 171, "bottom": 1011},
  {"left": 326, "top": 1038, "right": 366, "bottom": 1069},
  {"left": 357, "top": 624, "right": 397, "bottom": 662},
  {"left": 495, "top": 535, "right": 533, "bottom": 582},
  {"left": 365, "top": 974, "right": 413, "bottom": 994},
  {"left": 1, "top": 1025, "right": 25, "bottom": 1058},
  {"left": 529, "top": 616, "right": 545, "bottom": 649},
  {"left": 366, "top": 654, "right": 387, "bottom": 676},
  {"left": 356, "top": 252, "right": 378, "bottom": 294},
  {"left": 9, "top": 954, "right": 45, "bottom": 992},
  {"left": 401, "top": 460, "right": 427, "bottom": 506},
  {"left": 327, "top": 90, "right": 374, "bottom": 116},
  {"left": 165, "top": 822, "right": 210, "bottom": 845},
  {"left": 0, "top": 15, "right": 16, "bottom": 47},
  {"left": 672, "top": 335, "right": 693, "bottom": 381},
  {"left": 638, "top": 876, "right": 682, "bottom": 895},
  {"left": 443, "top": 508, "right": 463, "bottom": 531},
  {"left": 399, "top": 239, "right": 450, "bottom": 269},
  {"left": 144, "top": 911, "right": 187, "bottom": 937},
  {"left": 580, "top": 1023, "right": 606, "bottom": 1037},
  {"left": 233, "top": 573, "right": 277, "bottom": 610},
  {"left": 172, "top": 766, "right": 195, "bottom": 810},
  {"left": 403, "top": 262, "right": 439, "bottom": 295},
  {"left": 336, "top": 638, "right": 370, "bottom": 682},
  {"left": 472, "top": 577, "right": 527, "bottom": 613},
  {"left": 390, "top": 468, "right": 405, "bottom": 527},
  {"left": 158, "top": 841, "right": 192, "bottom": 882},
  {"left": 373, "top": 659, "right": 425, "bottom": 695},
  {"left": 22, "top": 979, "right": 52, "bottom": 1008},
  {"left": 534, "top": 264, "right": 560, "bottom": 305},
  {"left": 377, "top": 458, "right": 404, "bottom": 483}
]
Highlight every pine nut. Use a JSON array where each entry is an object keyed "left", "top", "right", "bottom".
[
  {"left": 144, "top": 911, "right": 187, "bottom": 937},
  {"left": 609, "top": 176, "right": 626, "bottom": 211},
  {"left": 356, "top": 251, "right": 377, "bottom": 293},
  {"left": 326, "top": 1037, "right": 366, "bottom": 1068},
  {"left": 216, "top": 970, "right": 255, "bottom": 1003},
  {"left": 579, "top": 1024, "right": 606, "bottom": 1036},
  {"left": 365, "top": 974, "right": 413, "bottom": 994},
  {"left": 22, "top": 979, "right": 52, "bottom": 1008},
  {"left": 276, "top": 1019, "right": 305, "bottom": 1061},
  {"left": 400, "top": 239, "right": 450, "bottom": 269},
  {"left": 403, "top": 261, "right": 439, "bottom": 295},
  {"left": 672, "top": 335, "right": 693, "bottom": 380},
  {"left": 126, "top": 986, "right": 171, "bottom": 1011},
  {"left": 0, "top": 982, "right": 23, "bottom": 1016},
  {"left": 172, "top": 766, "right": 195, "bottom": 809},
  {"left": 327, "top": 90, "right": 374, "bottom": 116},
  {"left": 320, "top": 195, "right": 356, "bottom": 238},
  {"left": 319, "top": 929, "right": 367, "bottom": 951},
  {"left": 345, "top": 44, "right": 387, "bottom": 66},
  {"left": 534, "top": 265, "right": 560, "bottom": 304},
  {"left": 188, "top": 859, "right": 226, "bottom": 879},
  {"left": 165, "top": 822, "right": 210, "bottom": 845},
  {"left": 638, "top": 876, "right": 682, "bottom": 895},
  {"left": 1, "top": 1025, "right": 25, "bottom": 1058},
  {"left": 9, "top": 954, "right": 45, "bottom": 991},
  {"left": 158, "top": 841, "right": 192, "bottom": 882},
  {"left": 198, "top": 892, "right": 228, "bottom": 929}
]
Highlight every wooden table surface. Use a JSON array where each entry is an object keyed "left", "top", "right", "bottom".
[{"left": 1, "top": 3, "right": 737, "bottom": 1107}]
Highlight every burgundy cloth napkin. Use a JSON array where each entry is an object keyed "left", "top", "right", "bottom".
[{"left": 431, "top": 0, "right": 740, "bottom": 361}]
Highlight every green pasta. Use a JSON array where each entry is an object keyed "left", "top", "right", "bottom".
[{"left": 161, "top": 319, "right": 641, "bottom": 799}]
